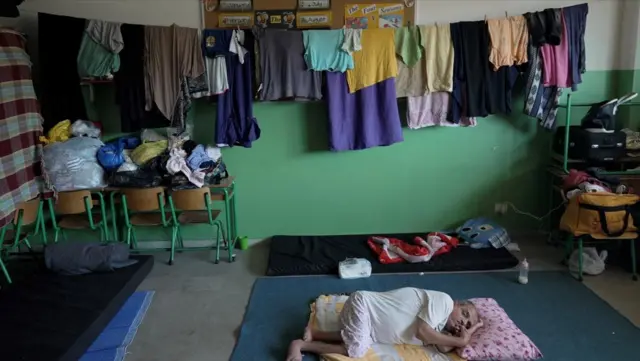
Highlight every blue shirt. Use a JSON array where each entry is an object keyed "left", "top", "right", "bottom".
[{"left": 303, "top": 29, "right": 354, "bottom": 72}]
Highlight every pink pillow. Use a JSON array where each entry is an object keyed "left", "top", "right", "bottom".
[{"left": 457, "top": 298, "right": 543, "bottom": 361}]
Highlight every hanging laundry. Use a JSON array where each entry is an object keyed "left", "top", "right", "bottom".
[
  {"left": 202, "top": 29, "right": 233, "bottom": 96},
  {"left": 407, "top": 93, "right": 477, "bottom": 129},
  {"left": 394, "top": 26, "right": 422, "bottom": 67},
  {"left": 144, "top": 25, "right": 205, "bottom": 121},
  {"left": 77, "top": 32, "right": 120, "bottom": 78},
  {"left": 325, "top": 72, "right": 403, "bottom": 151},
  {"left": 524, "top": 9, "right": 562, "bottom": 46},
  {"left": 303, "top": 29, "right": 354, "bottom": 72},
  {"left": 563, "top": 3, "right": 589, "bottom": 91},
  {"left": 342, "top": 28, "right": 362, "bottom": 54},
  {"left": 216, "top": 30, "right": 261, "bottom": 147},
  {"left": 487, "top": 16, "right": 528, "bottom": 70},
  {"left": 38, "top": 13, "right": 88, "bottom": 129},
  {"left": 540, "top": 11, "right": 570, "bottom": 88},
  {"left": 394, "top": 26, "right": 426, "bottom": 97},
  {"left": 85, "top": 20, "right": 124, "bottom": 53},
  {"left": 419, "top": 24, "right": 454, "bottom": 92},
  {"left": 449, "top": 21, "right": 518, "bottom": 118},
  {"left": 395, "top": 56, "right": 427, "bottom": 98},
  {"left": 115, "top": 24, "right": 169, "bottom": 132},
  {"left": 524, "top": 42, "right": 563, "bottom": 129},
  {"left": 346, "top": 28, "right": 397, "bottom": 93},
  {"left": 257, "top": 29, "right": 322, "bottom": 100}
]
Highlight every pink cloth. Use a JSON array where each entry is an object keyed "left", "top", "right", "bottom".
[
  {"left": 407, "top": 92, "right": 476, "bottom": 129},
  {"left": 541, "top": 11, "right": 571, "bottom": 87}
]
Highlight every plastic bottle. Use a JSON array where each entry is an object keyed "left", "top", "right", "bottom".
[{"left": 518, "top": 258, "right": 529, "bottom": 284}]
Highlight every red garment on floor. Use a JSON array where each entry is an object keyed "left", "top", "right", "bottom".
[{"left": 367, "top": 232, "right": 459, "bottom": 264}]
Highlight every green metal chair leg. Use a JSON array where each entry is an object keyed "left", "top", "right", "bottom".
[
  {"left": 0, "top": 257, "right": 12, "bottom": 284},
  {"left": 125, "top": 227, "right": 132, "bottom": 247},
  {"left": 564, "top": 234, "right": 574, "bottom": 262},
  {"left": 131, "top": 228, "right": 139, "bottom": 249},
  {"left": 215, "top": 223, "right": 223, "bottom": 264},
  {"left": 632, "top": 238, "right": 638, "bottom": 281},
  {"left": 169, "top": 227, "right": 177, "bottom": 265},
  {"left": 577, "top": 237, "right": 584, "bottom": 282}
]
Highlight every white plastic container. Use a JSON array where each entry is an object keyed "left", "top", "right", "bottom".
[
  {"left": 338, "top": 258, "right": 372, "bottom": 279},
  {"left": 518, "top": 258, "right": 529, "bottom": 284}
]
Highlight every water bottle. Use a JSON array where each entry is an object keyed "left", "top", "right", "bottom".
[{"left": 518, "top": 258, "right": 529, "bottom": 284}]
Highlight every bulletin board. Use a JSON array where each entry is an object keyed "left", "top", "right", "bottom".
[{"left": 203, "top": 0, "right": 415, "bottom": 30}]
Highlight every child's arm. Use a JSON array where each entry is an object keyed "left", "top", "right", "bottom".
[
  {"left": 416, "top": 320, "right": 484, "bottom": 350},
  {"left": 416, "top": 320, "right": 469, "bottom": 348}
]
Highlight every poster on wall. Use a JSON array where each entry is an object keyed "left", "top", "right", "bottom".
[
  {"left": 344, "top": 3, "right": 404, "bottom": 29},
  {"left": 297, "top": 10, "right": 332, "bottom": 28},
  {"left": 255, "top": 10, "right": 297, "bottom": 29},
  {"left": 218, "top": 13, "right": 254, "bottom": 28},
  {"left": 298, "top": 0, "right": 331, "bottom": 10}
]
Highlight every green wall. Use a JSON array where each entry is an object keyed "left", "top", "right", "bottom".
[{"left": 89, "top": 70, "right": 631, "bottom": 239}]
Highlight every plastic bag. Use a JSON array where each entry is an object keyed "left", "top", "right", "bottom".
[
  {"left": 141, "top": 128, "right": 167, "bottom": 143},
  {"left": 43, "top": 137, "right": 107, "bottom": 191},
  {"left": 71, "top": 120, "right": 101, "bottom": 138},
  {"left": 569, "top": 247, "right": 608, "bottom": 275},
  {"left": 40, "top": 119, "right": 72, "bottom": 145}
]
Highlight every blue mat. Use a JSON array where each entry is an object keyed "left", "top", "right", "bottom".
[
  {"left": 231, "top": 272, "right": 639, "bottom": 361},
  {"left": 80, "top": 291, "right": 155, "bottom": 361}
]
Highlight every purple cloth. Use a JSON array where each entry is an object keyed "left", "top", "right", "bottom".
[
  {"left": 325, "top": 72, "right": 403, "bottom": 151},
  {"left": 563, "top": 3, "right": 589, "bottom": 91}
]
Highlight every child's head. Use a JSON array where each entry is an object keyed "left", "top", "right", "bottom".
[{"left": 447, "top": 300, "right": 479, "bottom": 334}]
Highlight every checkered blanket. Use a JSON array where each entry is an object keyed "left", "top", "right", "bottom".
[{"left": 0, "top": 28, "right": 48, "bottom": 228}]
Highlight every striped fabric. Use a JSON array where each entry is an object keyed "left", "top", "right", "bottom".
[
  {"left": 0, "top": 28, "right": 48, "bottom": 228},
  {"left": 309, "top": 294, "right": 466, "bottom": 361}
]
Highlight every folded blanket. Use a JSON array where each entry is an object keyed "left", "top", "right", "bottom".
[{"left": 308, "top": 294, "right": 466, "bottom": 361}]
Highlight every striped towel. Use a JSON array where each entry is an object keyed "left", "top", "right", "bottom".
[
  {"left": 0, "top": 28, "right": 49, "bottom": 228},
  {"left": 308, "top": 294, "right": 466, "bottom": 361}
]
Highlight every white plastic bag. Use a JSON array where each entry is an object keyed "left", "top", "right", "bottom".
[
  {"left": 569, "top": 247, "right": 608, "bottom": 276},
  {"left": 338, "top": 258, "right": 371, "bottom": 279},
  {"left": 43, "top": 137, "right": 107, "bottom": 191}
]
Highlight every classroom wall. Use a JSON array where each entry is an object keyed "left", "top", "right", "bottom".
[{"left": 3, "top": 0, "right": 639, "bottom": 239}]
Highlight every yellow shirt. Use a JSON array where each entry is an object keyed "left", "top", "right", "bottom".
[{"left": 346, "top": 28, "right": 397, "bottom": 93}]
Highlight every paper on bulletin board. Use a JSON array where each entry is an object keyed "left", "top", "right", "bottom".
[
  {"left": 255, "top": 10, "right": 297, "bottom": 29},
  {"left": 297, "top": 10, "right": 332, "bottom": 28},
  {"left": 344, "top": 3, "right": 404, "bottom": 29},
  {"left": 219, "top": 12, "right": 254, "bottom": 28}
]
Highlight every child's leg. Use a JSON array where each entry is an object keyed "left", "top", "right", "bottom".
[
  {"left": 303, "top": 326, "right": 343, "bottom": 342},
  {"left": 286, "top": 339, "right": 347, "bottom": 361}
]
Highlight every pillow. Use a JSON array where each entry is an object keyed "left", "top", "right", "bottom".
[
  {"left": 309, "top": 294, "right": 465, "bottom": 361},
  {"left": 458, "top": 298, "right": 542, "bottom": 361}
]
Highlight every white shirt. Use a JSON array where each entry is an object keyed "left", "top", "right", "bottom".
[{"left": 360, "top": 288, "right": 454, "bottom": 345}]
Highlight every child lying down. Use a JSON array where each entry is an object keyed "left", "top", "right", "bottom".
[{"left": 286, "top": 288, "right": 483, "bottom": 361}]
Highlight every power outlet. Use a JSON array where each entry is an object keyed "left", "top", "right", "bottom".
[{"left": 494, "top": 202, "right": 508, "bottom": 215}]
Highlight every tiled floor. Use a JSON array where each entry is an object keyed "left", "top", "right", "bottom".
[{"left": 126, "top": 238, "right": 640, "bottom": 361}]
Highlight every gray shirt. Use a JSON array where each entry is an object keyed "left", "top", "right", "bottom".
[
  {"left": 86, "top": 19, "right": 124, "bottom": 53},
  {"left": 257, "top": 29, "right": 322, "bottom": 101}
]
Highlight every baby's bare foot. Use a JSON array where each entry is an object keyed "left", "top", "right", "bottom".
[
  {"left": 302, "top": 326, "right": 313, "bottom": 342},
  {"left": 286, "top": 339, "right": 304, "bottom": 361}
]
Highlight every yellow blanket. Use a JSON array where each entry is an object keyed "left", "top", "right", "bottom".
[{"left": 308, "top": 294, "right": 466, "bottom": 361}]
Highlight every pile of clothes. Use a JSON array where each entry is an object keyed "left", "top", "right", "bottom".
[
  {"left": 562, "top": 168, "right": 633, "bottom": 200},
  {"left": 102, "top": 128, "right": 228, "bottom": 189}
]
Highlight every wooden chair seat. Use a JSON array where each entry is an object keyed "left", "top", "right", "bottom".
[
  {"left": 210, "top": 190, "right": 233, "bottom": 201},
  {"left": 178, "top": 210, "right": 221, "bottom": 224},
  {"left": 58, "top": 214, "right": 103, "bottom": 229},
  {"left": 130, "top": 213, "right": 173, "bottom": 226},
  {"left": 589, "top": 232, "right": 637, "bottom": 240}
]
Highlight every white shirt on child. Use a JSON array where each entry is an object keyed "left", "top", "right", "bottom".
[{"left": 360, "top": 287, "right": 454, "bottom": 345}]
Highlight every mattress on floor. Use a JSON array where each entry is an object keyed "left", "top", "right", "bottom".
[
  {"left": 267, "top": 234, "right": 519, "bottom": 276},
  {"left": 0, "top": 255, "right": 154, "bottom": 361}
]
